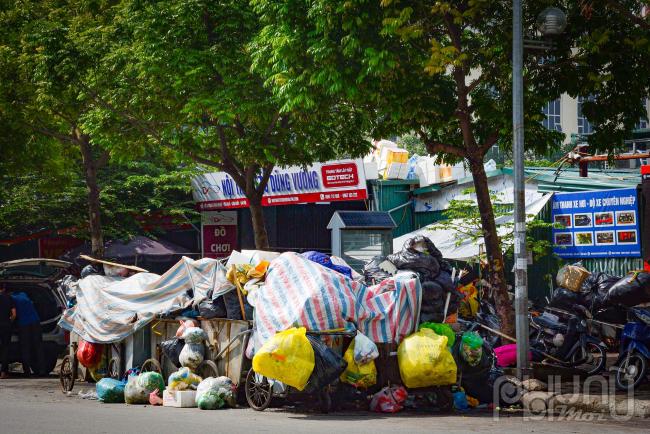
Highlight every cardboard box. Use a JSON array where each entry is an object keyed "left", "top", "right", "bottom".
[{"left": 163, "top": 390, "right": 197, "bottom": 408}]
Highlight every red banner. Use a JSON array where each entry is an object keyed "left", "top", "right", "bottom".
[
  {"left": 192, "top": 159, "right": 368, "bottom": 210},
  {"left": 38, "top": 237, "right": 84, "bottom": 259}
]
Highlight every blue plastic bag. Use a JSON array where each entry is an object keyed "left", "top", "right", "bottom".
[{"left": 96, "top": 378, "right": 126, "bottom": 403}]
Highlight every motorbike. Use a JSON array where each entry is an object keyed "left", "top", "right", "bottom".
[
  {"left": 614, "top": 307, "right": 650, "bottom": 391},
  {"left": 529, "top": 305, "right": 607, "bottom": 375}
]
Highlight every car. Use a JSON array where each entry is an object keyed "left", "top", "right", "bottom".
[{"left": 0, "top": 258, "right": 73, "bottom": 375}]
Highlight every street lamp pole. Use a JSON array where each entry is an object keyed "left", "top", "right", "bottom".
[{"left": 512, "top": 0, "right": 530, "bottom": 379}]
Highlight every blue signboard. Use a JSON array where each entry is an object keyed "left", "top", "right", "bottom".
[{"left": 551, "top": 188, "right": 641, "bottom": 258}]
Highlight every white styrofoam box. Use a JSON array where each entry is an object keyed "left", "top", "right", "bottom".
[
  {"left": 416, "top": 157, "right": 441, "bottom": 187},
  {"left": 384, "top": 162, "right": 409, "bottom": 179},
  {"left": 241, "top": 250, "right": 281, "bottom": 264},
  {"left": 225, "top": 250, "right": 253, "bottom": 268},
  {"left": 364, "top": 160, "right": 379, "bottom": 180},
  {"left": 374, "top": 139, "right": 398, "bottom": 160},
  {"left": 378, "top": 147, "right": 408, "bottom": 171},
  {"left": 163, "top": 390, "right": 197, "bottom": 408},
  {"left": 451, "top": 162, "right": 470, "bottom": 181},
  {"left": 484, "top": 159, "right": 497, "bottom": 172}
]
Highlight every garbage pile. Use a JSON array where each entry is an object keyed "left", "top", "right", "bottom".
[
  {"left": 367, "top": 236, "right": 463, "bottom": 323},
  {"left": 58, "top": 238, "right": 511, "bottom": 415},
  {"left": 548, "top": 263, "right": 650, "bottom": 318}
]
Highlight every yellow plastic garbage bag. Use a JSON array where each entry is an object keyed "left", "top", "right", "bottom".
[
  {"left": 252, "top": 327, "right": 315, "bottom": 391},
  {"left": 397, "top": 328, "right": 457, "bottom": 388},
  {"left": 340, "top": 340, "right": 377, "bottom": 389}
]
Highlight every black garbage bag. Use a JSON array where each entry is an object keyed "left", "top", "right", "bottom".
[
  {"left": 363, "top": 256, "right": 392, "bottom": 285},
  {"left": 304, "top": 335, "right": 348, "bottom": 393},
  {"left": 387, "top": 236, "right": 450, "bottom": 280},
  {"left": 419, "top": 276, "right": 462, "bottom": 323},
  {"left": 222, "top": 290, "right": 254, "bottom": 320},
  {"left": 581, "top": 272, "right": 620, "bottom": 298},
  {"left": 548, "top": 287, "right": 591, "bottom": 311},
  {"left": 160, "top": 337, "right": 184, "bottom": 368},
  {"left": 601, "top": 272, "right": 650, "bottom": 307},
  {"left": 198, "top": 297, "right": 227, "bottom": 319}
]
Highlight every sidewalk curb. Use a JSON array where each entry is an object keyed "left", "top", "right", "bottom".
[{"left": 522, "top": 391, "right": 650, "bottom": 418}]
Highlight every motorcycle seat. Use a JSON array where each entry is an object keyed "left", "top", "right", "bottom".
[{"left": 533, "top": 315, "right": 567, "bottom": 332}]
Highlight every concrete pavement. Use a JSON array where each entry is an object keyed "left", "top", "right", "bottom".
[{"left": 0, "top": 377, "right": 649, "bottom": 434}]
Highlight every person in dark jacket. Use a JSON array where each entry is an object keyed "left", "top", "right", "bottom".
[
  {"left": 0, "top": 284, "right": 16, "bottom": 379},
  {"left": 11, "top": 292, "right": 44, "bottom": 376}
]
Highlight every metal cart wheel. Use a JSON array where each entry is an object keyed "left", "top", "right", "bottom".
[
  {"left": 196, "top": 360, "right": 219, "bottom": 379},
  {"left": 59, "top": 355, "right": 75, "bottom": 393},
  {"left": 245, "top": 369, "right": 272, "bottom": 411},
  {"left": 108, "top": 357, "right": 121, "bottom": 379},
  {"left": 141, "top": 358, "right": 162, "bottom": 374}
]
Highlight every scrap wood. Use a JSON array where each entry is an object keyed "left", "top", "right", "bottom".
[{"left": 79, "top": 254, "right": 148, "bottom": 273}]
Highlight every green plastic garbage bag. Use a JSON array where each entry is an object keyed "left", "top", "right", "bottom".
[
  {"left": 419, "top": 322, "right": 456, "bottom": 347},
  {"left": 197, "top": 390, "right": 225, "bottom": 410},
  {"left": 124, "top": 372, "right": 165, "bottom": 404}
]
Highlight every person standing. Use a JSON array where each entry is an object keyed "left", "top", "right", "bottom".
[
  {"left": 11, "top": 292, "right": 44, "bottom": 376},
  {"left": 0, "top": 284, "right": 16, "bottom": 379}
]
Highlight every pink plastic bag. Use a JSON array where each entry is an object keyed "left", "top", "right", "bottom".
[
  {"left": 369, "top": 386, "right": 408, "bottom": 413},
  {"left": 494, "top": 344, "right": 531, "bottom": 367},
  {"left": 149, "top": 389, "right": 163, "bottom": 406}
]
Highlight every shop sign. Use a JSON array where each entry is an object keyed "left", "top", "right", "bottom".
[
  {"left": 201, "top": 211, "right": 237, "bottom": 258},
  {"left": 192, "top": 159, "right": 367, "bottom": 210},
  {"left": 552, "top": 188, "right": 641, "bottom": 258}
]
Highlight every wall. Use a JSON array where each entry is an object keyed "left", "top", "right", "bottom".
[{"left": 236, "top": 200, "right": 367, "bottom": 253}]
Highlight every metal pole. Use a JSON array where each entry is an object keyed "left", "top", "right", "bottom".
[{"left": 513, "top": 0, "right": 530, "bottom": 379}]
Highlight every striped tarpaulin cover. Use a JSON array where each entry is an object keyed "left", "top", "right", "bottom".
[
  {"left": 249, "top": 252, "right": 421, "bottom": 354},
  {"left": 59, "top": 257, "right": 233, "bottom": 343}
]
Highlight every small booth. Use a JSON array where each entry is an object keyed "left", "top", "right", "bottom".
[{"left": 328, "top": 211, "right": 396, "bottom": 272}]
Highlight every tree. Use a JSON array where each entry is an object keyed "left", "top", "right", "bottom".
[
  {"left": 251, "top": 0, "right": 650, "bottom": 334},
  {"left": 0, "top": 0, "right": 118, "bottom": 257},
  {"left": 80, "top": 0, "right": 371, "bottom": 249},
  {"left": 0, "top": 157, "right": 196, "bottom": 242}
]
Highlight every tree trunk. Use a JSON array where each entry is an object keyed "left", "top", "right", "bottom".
[
  {"left": 249, "top": 194, "right": 270, "bottom": 250},
  {"left": 467, "top": 156, "right": 515, "bottom": 337},
  {"left": 78, "top": 138, "right": 104, "bottom": 258}
]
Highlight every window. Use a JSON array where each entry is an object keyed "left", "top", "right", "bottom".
[
  {"left": 577, "top": 96, "right": 595, "bottom": 135},
  {"left": 542, "top": 99, "right": 562, "bottom": 132}
]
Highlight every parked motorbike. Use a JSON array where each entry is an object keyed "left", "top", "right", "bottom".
[
  {"left": 614, "top": 307, "right": 650, "bottom": 391},
  {"left": 529, "top": 305, "right": 607, "bottom": 375}
]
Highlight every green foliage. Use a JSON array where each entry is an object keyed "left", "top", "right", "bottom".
[
  {"left": 429, "top": 188, "right": 554, "bottom": 261},
  {"left": 84, "top": 0, "right": 371, "bottom": 180},
  {"left": 0, "top": 158, "right": 196, "bottom": 240},
  {"left": 397, "top": 133, "right": 427, "bottom": 156}
]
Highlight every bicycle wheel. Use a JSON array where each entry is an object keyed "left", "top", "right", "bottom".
[{"left": 245, "top": 369, "right": 272, "bottom": 411}]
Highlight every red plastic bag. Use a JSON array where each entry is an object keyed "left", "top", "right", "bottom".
[
  {"left": 76, "top": 340, "right": 104, "bottom": 368},
  {"left": 369, "top": 386, "right": 408, "bottom": 413}
]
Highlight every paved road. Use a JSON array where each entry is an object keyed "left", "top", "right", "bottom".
[{"left": 0, "top": 377, "right": 648, "bottom": 434}]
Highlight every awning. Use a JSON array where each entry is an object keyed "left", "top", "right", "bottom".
[{"left": 393, "top": 193, "right": 554, "bottom": 261}]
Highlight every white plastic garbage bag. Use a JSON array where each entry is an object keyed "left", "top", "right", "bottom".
[
  {"left": 353, "top": 331, "right": 379, "bottom": 365},
  {"left": 179, "top": 343, "right": 204, "bottom": 370},
  {"left": 181, "top": 327, "right": 208, "bottom": 344},
  {"left": 195, "top": 376, "right": 237, "bottom": 410}
]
